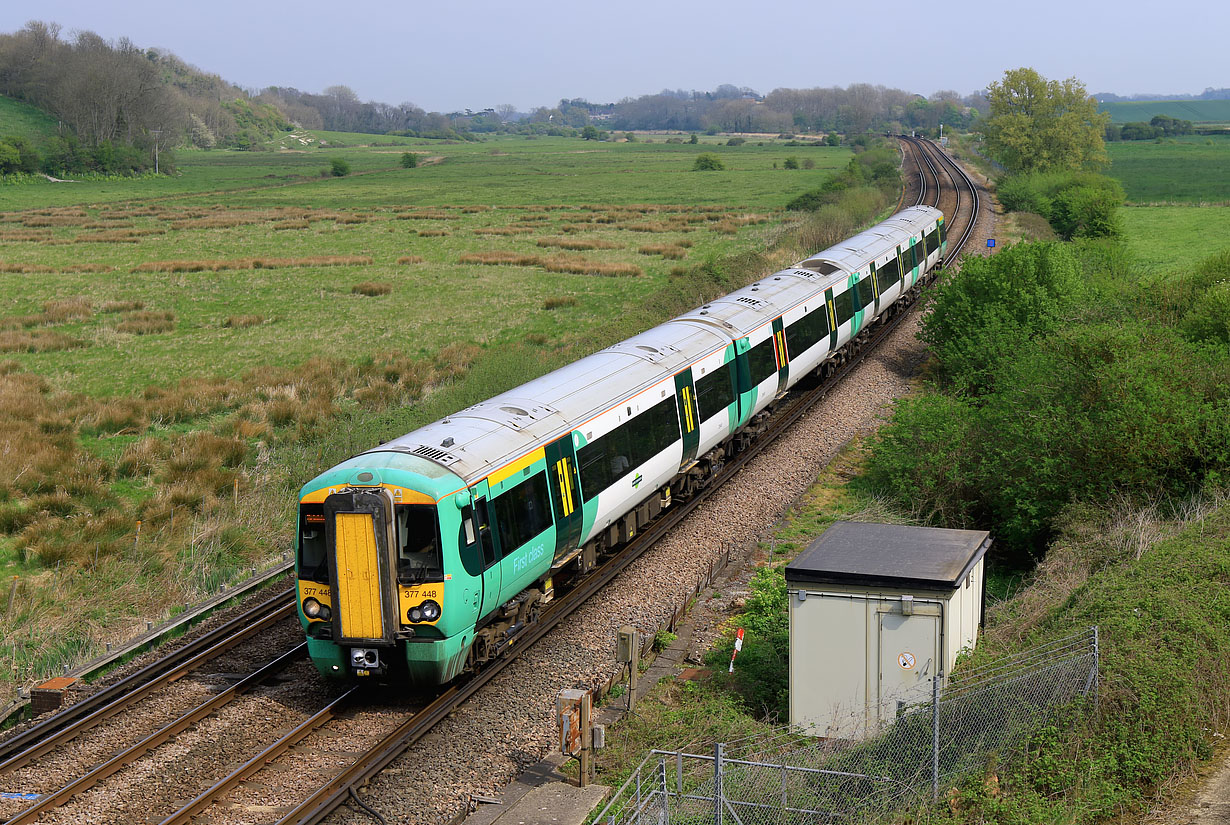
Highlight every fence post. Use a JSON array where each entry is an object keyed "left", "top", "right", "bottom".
[
  {"left": 659, "top": 759, "right": 668, "bottom": 822},
  {"left": 1090, "top": 626, "right": 1100, "bottom": 711},
  {"left": 931, "top": 672, "right": 941, "bottom": 803},
  {"left": 714, "top": 742, "right": 724, "bottom": 825},
  {"left": 677, "top": 751, "right": 684, "bottom": 796}
]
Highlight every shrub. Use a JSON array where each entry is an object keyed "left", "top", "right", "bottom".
[
  {"left": 998, "top": 172, "right": 1124, "bottom": 240},
  {"left": 726, "top": 137, "right": 745, "bottom": 146},
  {"left": 692, "top": 153, "right": 725, "bottom": 171},
  {"left": 329, "top": 157, "right": 350, "bottom": 177},
  {"left": 783, "top": 156, "right": 799, "bottom": 170},
  {"left": 706, "top": 567, "right": 790, "bottom": 719},
  {"left": 400, "top": 152, "right": 418, "bottom": 168},
  {"left": 921, "top": 242, "right": 1085, "bottom": 397}
]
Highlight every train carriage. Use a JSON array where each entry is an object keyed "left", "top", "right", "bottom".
[{"left": 295, "top": 206, "right": 945, "bottom": 686}]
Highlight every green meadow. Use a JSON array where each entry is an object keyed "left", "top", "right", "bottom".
[
  {"left": 1106, "top": 136, "right": 1230, "bottom": 203},
  {"left": 1, "top": 135, "right": 848, "bottom": 396},
  {"left": 1121, "top": 204, "right": 1230, "bottom": 270}
]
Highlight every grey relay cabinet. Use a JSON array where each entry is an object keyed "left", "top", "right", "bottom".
[{"left": 785, "top": 522, "right": 990, "bottom": 738}]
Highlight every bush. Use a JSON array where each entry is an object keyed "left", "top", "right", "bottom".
[
  {"left": 869, "top": 320, "right": 1230, "bottom": 558},
  {"left": 921, "top": 242, "right": 1086, "bottom": 397},
  {"left": 706, "top": 567, "right": 789, "bottom": 719},
  {"left": 997, "top": 172, "right": 1124, "bottom": 240},
  {"left": 400, "top": 152, "right": 418, "bottom": 168},
  {"left": 692, "top": 153, "right": 725, "bottom": 171},
  {"left": 726, "top": 137, "right": 745, "bottom": 146},
  {"left": 329, "top": 157, "right": 350, "bottom": 177},
  {"left": 783, "top": 156, "right": 799, "bottom": 169}
]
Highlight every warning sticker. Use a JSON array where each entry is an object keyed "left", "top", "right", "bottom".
[{"left": 898, "top": 652, "right": 916, "bottom": 670}]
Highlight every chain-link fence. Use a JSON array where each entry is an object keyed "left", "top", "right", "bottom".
[{"left": 596, "top": 627, "right": 1098, "bottom": 825}]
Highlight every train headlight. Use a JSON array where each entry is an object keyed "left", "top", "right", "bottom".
[
  {"left": 408, "top": 606, "right": 423, "bottom": 623},
  {"left": 421, "top": 600, "right": 441, "bottom": 621},
  {"left": 303, "top": 598, "right": 323, "bottom": 619}
]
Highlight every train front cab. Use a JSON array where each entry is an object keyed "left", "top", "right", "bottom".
[{"left": 296, "top": 456, "right": 480, "bottom": 686}]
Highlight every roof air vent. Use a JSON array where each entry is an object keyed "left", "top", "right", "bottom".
[
  {"left": 410, "top": 444, "right": 461, "bottom": 465},
  {"left": 500, "top": 406, "right": 529, "bottom": 416}
]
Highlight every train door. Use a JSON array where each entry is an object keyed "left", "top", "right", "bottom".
[
  {"left": 771, "top": 317, "right": 789, "bottom": 390},
  {"left": 673, "top": 369, "right": 700, "bottom": 467},
  {"left": 468, "top": 481, "right": 503, "bottom": 619},
  {"left": 825, "top": 288, "right": 837, "bottom": 351},
  {"left": 545, "top": 435, "right": 583, "bottom": 560}
]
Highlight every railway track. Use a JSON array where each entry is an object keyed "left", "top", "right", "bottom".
[{"left": 0, "top": 141, "right": 985, "bottom": 825}]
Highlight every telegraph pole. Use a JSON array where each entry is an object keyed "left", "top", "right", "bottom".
[{"left": 151, "top": 129, "right": 161, "bottom": 174}]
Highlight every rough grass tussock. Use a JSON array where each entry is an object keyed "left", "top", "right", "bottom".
[
  {"left": 540, "top": 255, "right": 643, "bottom": 277},
  {"left": 99, "top": 300, "right": 144, "bottom": 313},
  {"left": 352, "top": 282, "right": 393, "bottom": 296},
  {"left": 460, "top": 251, "right": 543, "bottom": 267},
  {"left": 132, "top": 256, "right": 373, "bottom": 273},
  {"left": 222, "top": 315, "right": 264, "bottom": 328},
  {"left": 396, "top": 255, "right": 425, "bottom": 264},
  {"left": 474, "top": 226, "right": 533, "bottom": 235},
  {"left": 0, "top": 330, "right": 85, "bottom": 352},
  {"left": 638, "top": 244, "right": 688, "bottom": 259},
  {"left": 543, "top": 296, "right": 579, "bottom": 310},
  {"left": 115, "top": 311, "right": 175, "bottom": 335},
  {"left": 416, "top": 229, "right": 450, "bottom": 237},
  {"left": 536, "top": 237, "right": 621, "bottom": 251}
]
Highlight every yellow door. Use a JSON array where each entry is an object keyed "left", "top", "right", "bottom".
[{"left": 334, "top": 512, "right": 384, "bottom": 639}]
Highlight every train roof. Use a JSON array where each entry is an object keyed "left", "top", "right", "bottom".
[
  {"left": 370, "top": 320, "right": 731, "bottom": 485},
  {"left": 356, "top": 206, "right": 944, "bottom": 489},
  {"left": 798, "top": 205, "right": 941, "bottom": 273}
]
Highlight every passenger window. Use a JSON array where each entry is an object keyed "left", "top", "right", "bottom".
[
  {"left": 493, "top": 471, "right": 553, "bottom": 554},
  {"left": 833, "top": 290, "right": 854, "bottom": 325},
  {"left": 855, "top": 276, "right": 876, "bottom": 310},
  {"left": 577, "top": 396, "right": 680, "bottom": 500},
  {"left": 877, "top": 258, "right": 900, "bottom": 296},
  {"left": 747, "top": 337, "right": 777, "bottom": 385},
  {"left": 695, "top": 362, "right": 736, "bottom": 421}
]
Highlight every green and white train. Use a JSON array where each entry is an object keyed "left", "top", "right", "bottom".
[{"left": 295, "top": 206, "right": 946, "bottom": 685}]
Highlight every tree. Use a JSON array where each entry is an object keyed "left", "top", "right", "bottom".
[
  {"left": 980, "top": 68, "right": 1109, "bottom": 174},
  {"left": 581, "top": 124, "right": 599, "bottom": 141},
  {"left": 400, "top": 151, "right": 417, "bottom": 168},
  {"left": 783, "top": 156, "right": 799, "bottom": 169},
  {"left": 692, "top": 153, "right": 724, "bottom": 171}
]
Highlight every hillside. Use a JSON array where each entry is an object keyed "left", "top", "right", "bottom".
[
  {"left": 0, "top": 94, "right": 59, "bottom": 144},
  {"left": 1099, "top": 98, "right": 1230, "bottom": 124}
]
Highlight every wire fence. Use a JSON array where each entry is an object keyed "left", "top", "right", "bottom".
[{"left": 596, "top": 627, "right": 1099, "bottom": 825}]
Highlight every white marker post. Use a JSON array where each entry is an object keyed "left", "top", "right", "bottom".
[{"left": 729, "top": 627, "right": 744, "bottom": 673}]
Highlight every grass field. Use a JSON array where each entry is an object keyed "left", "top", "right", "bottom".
[
  {"left": 1106, "top": 136, "right": 1230, "bottom": 203},
  {"left": 0, "top": 130, "right": 856, "bottom": 699},
  {"left": 1098, "top": 98, "right": 1230, "bottom": 124},
  {"left": 1121, "top": 204, "right": 1230, "bottom": 270},
  {"left": 0, "top": 136, "right": 848, "bottom": 395}
]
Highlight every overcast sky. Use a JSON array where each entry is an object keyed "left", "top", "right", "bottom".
[{"left": 3, "top": 0, "right": 1225, "bottom": 112}]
